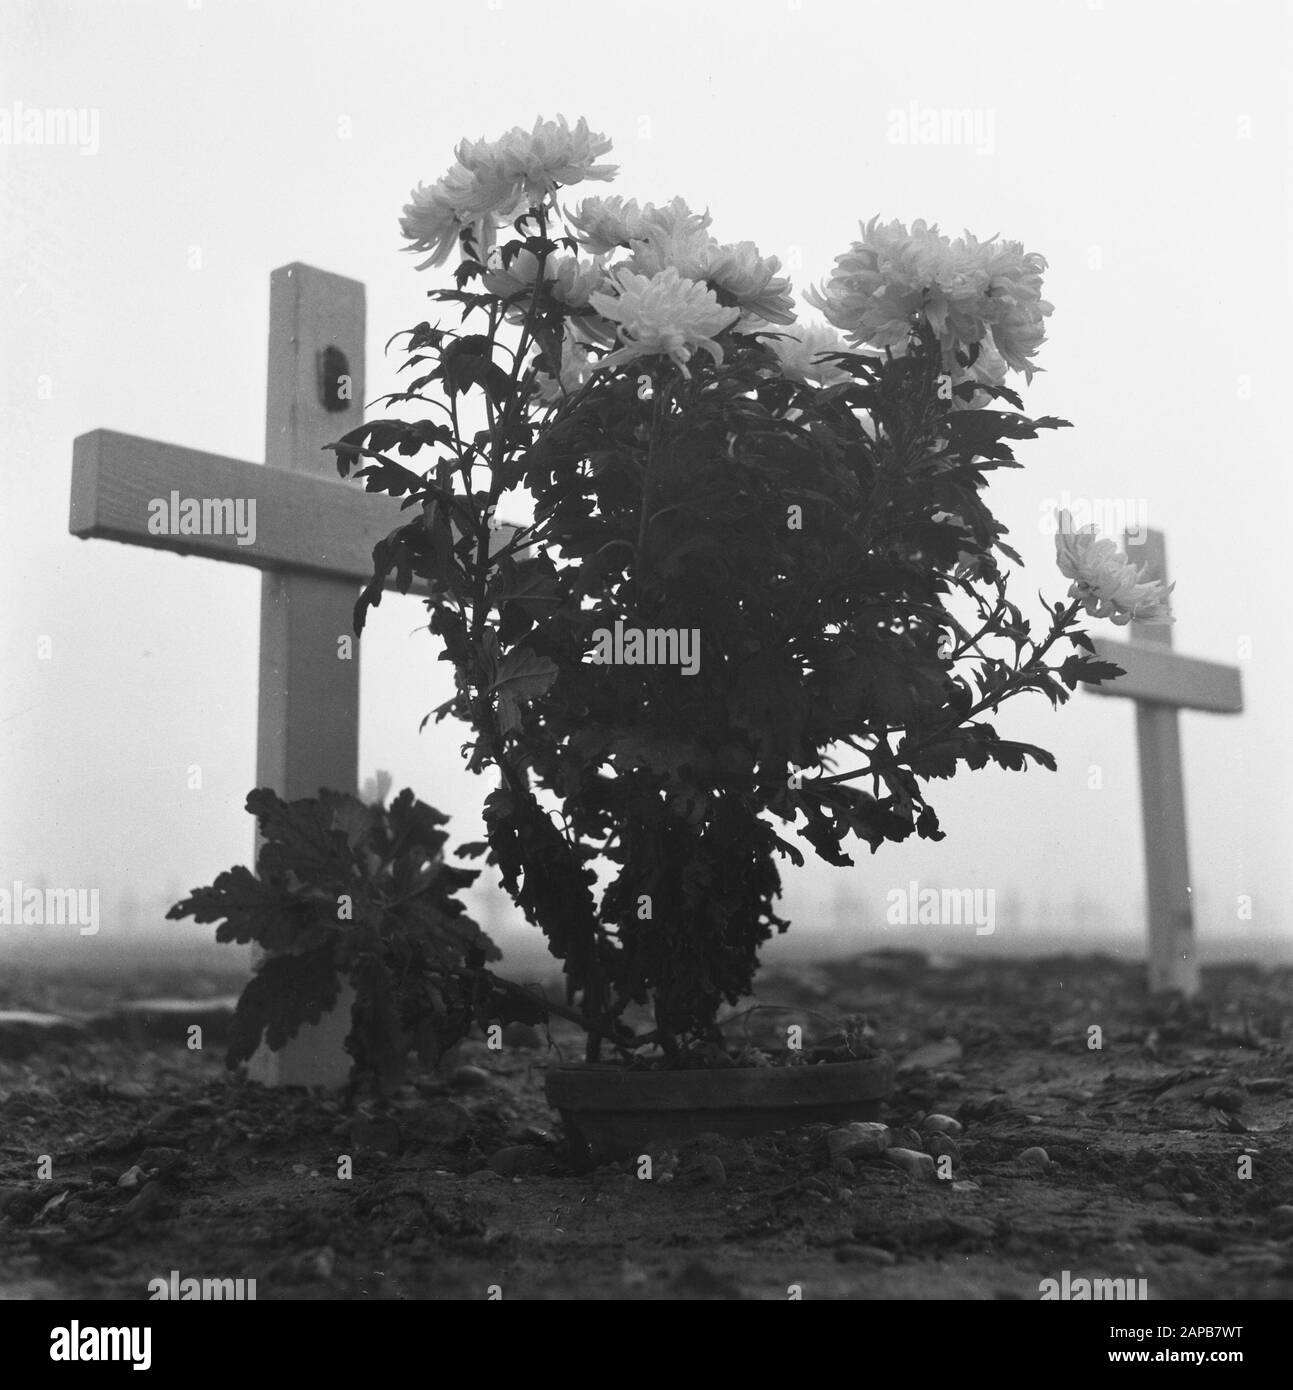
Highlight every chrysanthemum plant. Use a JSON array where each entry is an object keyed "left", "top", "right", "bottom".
[{"left": 331, "top": 116, "right": 1171, "bottom": 1065}]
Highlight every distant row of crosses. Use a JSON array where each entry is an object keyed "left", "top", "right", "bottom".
[{"left": 68, "top": 264, "right": 1243, "bottom": 1087}]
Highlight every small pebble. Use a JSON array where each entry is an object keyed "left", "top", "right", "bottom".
[
  {"left": 951, "top": 1180, "right": 982, "bottom": 1193},
  {"left": 920, "top": 1113, "right": 963, "bottom": 1136},
  {"left": 897, "top": 1037, "right": 963, "bottom": 1072},
  {"left": 885, "top": 1147, "right": 937, "bottom": 1181},
  {"left": 450, "top": 1064, "right": 492, "bottom": 1091},
  {"left": 1201, "top": 1085, "right": 1243, "bottom": 1113},
  {"left": 797, "top": 1176, "right": 832, "bottom": 1198},
  {"left": 134, "top": 1147, "right": 181, "bottom": 1175},
  {"left": 1016, "top": 1146, "right": 1051, "bottom": 1171},
  {"left": 826, "top": 1122, "right": 890, "bottom": 1162},
  {"left": 1247, "top": 1078, "right": 1285, "bottom": 1095},
  {"left": 487, "top": 1145, "right": 545, "bottom": 1177},
  {"left": 1141, "top": 1182, "right": 1170, "bottom": 1200},
  {"left": 116, "top": 1165, "right": 144, "bottom": 1189},
  {"left": 830, "top": 1155, "right": 856, "bottom": 1178}
]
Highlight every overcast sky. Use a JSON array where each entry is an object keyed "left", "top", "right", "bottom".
[{"left": 3, "top": 0, "right": 1290, "bottom": 975}]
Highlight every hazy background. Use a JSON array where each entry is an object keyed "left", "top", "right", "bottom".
[{"left": 3, "top": 0, "right": 1290, "bottom": 986}]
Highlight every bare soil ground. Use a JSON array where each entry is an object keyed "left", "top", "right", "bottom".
[{"left": 1, "top": 951, "right": 1290, "bottom": 1301}]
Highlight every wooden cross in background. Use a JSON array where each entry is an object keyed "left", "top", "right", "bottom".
[
  {"left": 1081, "top": 530, "right": 1243, "bottom": 997},
  {"left": 70, "top": 263, "right": 513, "bottom": 1086}
]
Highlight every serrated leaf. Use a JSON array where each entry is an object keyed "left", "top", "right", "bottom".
[
  {"left": 1062, "top": 654, "right": 1125, "bottom": 690},
  {"left": 488, "top": 646, "right": 558, "bottom": 734},
  {"left": 226, "top": 948, "right": 343, "bottom": 1066}
]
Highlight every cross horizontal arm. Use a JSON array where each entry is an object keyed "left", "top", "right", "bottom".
[
  {"left": 1084, "top": 635, "right": 1243, "bottom": 714},
  {"left": 69, "top": 429, "right": 518, "bottom": 587}
]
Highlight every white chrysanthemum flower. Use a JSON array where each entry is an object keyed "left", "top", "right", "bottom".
[
  {"left": 400, "top": 182, "right": 462, "bottom": 270},
  {"left": 806, "top": 216, "right": 1052, "bottom": 380},
  {"left": 629, "top": 226, "right": 794, "bottom": 325},
  {"left": 457, "top": 114, "right": 617, "bottom": 206},
  {"left": 635, "top": 195, "right": 713, "bottom": 243},
  {"left": 402, "top": 115, "right": 615, "bottom": 271},
  {"left": 400, "top": 161, "right": 526, "bottom": 270},
  {"left": 626, "top": 220, "right": 712, "bottom": 278},
  {"left": 566, "top": 194, "right": 647, "bottom": 252},
  {"left": 806, "top": 217, "right": 959, "bottom": 348},
  {"left": 761, "top": 322, "right": 853, "bottom": 387},
  {"left": 701, "top": 241, "right": 795, "bottom": 325},
  {"left": 482, "top": 248, "right": 609, "bottom": 312},
  {"left": 588, "top": 266, "right": 740, "bottom": 379},
  {"left": 566, "top": 193, "right": 712, "bottom": 256},
  {"left": 1054, "top": 510, "right": 1174, "bottom": 625},
  {"left": 551, "top": 254, "right": 609, "bottom": 310}
]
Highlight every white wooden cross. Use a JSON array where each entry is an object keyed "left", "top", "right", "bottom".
[
  {"left": 69, "top": 263, "right": 512, "bottom": 1087},
  {"left": 1081, "top": 530, "right": 1243, "bottom": 997}
]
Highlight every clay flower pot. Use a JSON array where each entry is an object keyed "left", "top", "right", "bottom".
[{"left": 545, "top": 1054, "right": 895, "bottom": 1168}]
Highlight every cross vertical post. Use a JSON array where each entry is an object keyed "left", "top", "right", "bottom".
[
  {"left": 246, "top": 264, "right": 365, "bottom": 1086},
  {"left": 1124, "top": 533, "right": 1197, "bottom": 996},
  {"left": 1083, "top": 529, "right": 1243, "bottom": 999}
]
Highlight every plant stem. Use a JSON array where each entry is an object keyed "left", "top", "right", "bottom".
[
  {"left": 634, "top": 374, "right": 667, "bottom": 590},
  {"left": 810, "top": 597, "right": 1085, "bottom": 788}
]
